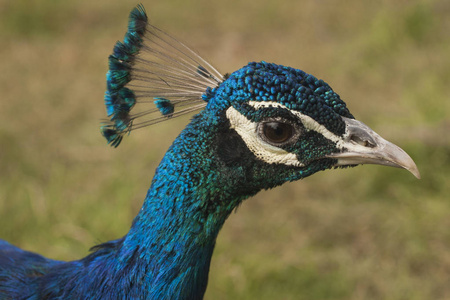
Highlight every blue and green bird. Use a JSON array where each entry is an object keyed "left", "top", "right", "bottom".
[{"left": 0, "top": 5, "right": 419, "bottom": 300}]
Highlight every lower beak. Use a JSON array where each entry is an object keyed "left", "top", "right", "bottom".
[{"left": 327, "top": 117, "right": 420, "bottom": 179}]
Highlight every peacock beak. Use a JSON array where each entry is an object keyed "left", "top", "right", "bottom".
[{"left": 327, "top": 117, "right": 420, "bottom": 179}]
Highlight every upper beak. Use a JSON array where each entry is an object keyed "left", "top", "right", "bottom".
[{"left": 327, "top": 117, "right": 420, "bottom": 179}]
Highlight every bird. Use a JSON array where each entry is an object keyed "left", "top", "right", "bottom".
[{"left": 0, "top": 4, "right": 420, "bottom": 300}]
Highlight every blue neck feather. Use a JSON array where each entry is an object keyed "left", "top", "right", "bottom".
[
  {"left": 112, "top": 111, "right": 256, "bottom": 299},
  {"left": 32, "top": 112, "right": 252, "bottom": 299}
]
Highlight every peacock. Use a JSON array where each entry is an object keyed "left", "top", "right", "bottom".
[{"left": 0, "top": 5, "right": 420, "bottom": 300}]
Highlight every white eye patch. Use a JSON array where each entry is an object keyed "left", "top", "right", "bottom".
[
  {"left": 225, "top": 101, "right": 357, "bottom": 167},
  {"left": 247, "top": 101, "right": 343, "bottom": 144},
  {"left": 246, "top": 101, "right": 360, "bottom": 151},
  {"left": 226, "top": 105, "right": 304, "bottom": 167}
]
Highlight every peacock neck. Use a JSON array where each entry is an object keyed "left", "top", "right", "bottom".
[{"left": 119, "top": 112, "right": 257, "bottom": 299}]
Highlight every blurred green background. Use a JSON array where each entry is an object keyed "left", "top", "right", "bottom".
[{"left": 0, "top": 0, "right": 449, "bottom": 299}]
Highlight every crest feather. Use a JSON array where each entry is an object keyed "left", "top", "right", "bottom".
[{"left": 102, "top": 4, "right": 223, "bottom": 147}]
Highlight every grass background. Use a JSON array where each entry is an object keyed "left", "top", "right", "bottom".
[{"left": 0, "top": 0, "right": 449, "bottom": 299}]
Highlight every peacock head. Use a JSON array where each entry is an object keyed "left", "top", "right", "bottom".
[
  {"left": 198, "top": 61, "right": 420, "bottom": 186},
  {"left": 101, "top": 5, "right": 419, "bottom": 191}
]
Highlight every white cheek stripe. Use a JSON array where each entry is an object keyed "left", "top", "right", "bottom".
[
  {"left": 247, "top": 101, "right": 371, "bottom": 153},
  {"left": 248, "top": 101, "right": 346, "bottom": 147},
  {"left": 225, "top": 101, "right": 364, "bottom": 167},
  {"left": 226, "top": 106, "right": 304, "bottom": 167}
]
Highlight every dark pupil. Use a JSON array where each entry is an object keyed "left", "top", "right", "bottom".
[{"left": 263, "top": 122, "right": 293, "bottom": 143}]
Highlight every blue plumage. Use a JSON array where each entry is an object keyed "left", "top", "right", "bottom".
[
  {"left": 0, "top": 4, "right": 419, "bottom": 299},
  {"left": 154, "top": 98, "right": 175, "bottom": 116}
]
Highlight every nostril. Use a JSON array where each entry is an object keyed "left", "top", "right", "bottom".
[
  {"left": 349, "top": 134, "right": 376, "bottom": 148},
  {"left": 345, "top": 125, "right": 378, "bottom": 148}
]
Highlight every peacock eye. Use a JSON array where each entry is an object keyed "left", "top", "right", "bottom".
[{"left": 258, "top": 121, "right": 298, "bottom": 145}]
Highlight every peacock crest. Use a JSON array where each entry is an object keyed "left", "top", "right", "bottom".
[{"left": 102, "top": 5, "right": 223, "bottom": 147}]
